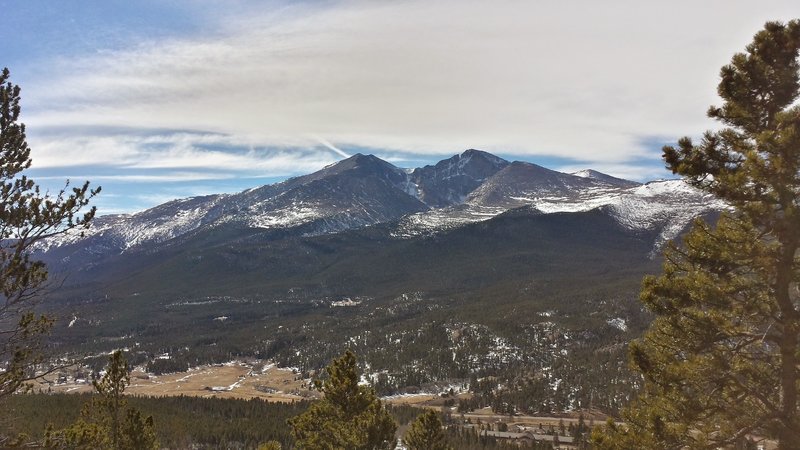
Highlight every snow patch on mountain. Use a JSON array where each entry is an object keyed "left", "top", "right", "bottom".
[
  {"left": 399, "top": 179, "right": 421, "bottom": 200},
  {"left": 393, "top": 179, "right": 725, "bottom": 252},
  {"left": 248, "top": 203, "right": 321, "bottom": 229},
  {"left": 571, "top": 169, "right": 596, "bottom": 178},
  {"left": 506, "top": 185, "right": 623, "bottom": 213},
  {"left": 115, "top": 206, "right": 216, "bottom": 249},
  {"left": 607, "top": 180, "right": 726, "bottom": 252},
  {"left": 35, "top": 195, "right": 227, "bottom": 253},
  {"left": 391, "top": 205, "right": 506, "bottom": 238},
  {"left": 34, "top": 220, "right": 116, "bottom": 253}
]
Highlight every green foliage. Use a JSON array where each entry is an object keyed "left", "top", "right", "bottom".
[
  {"left": 0, "top": 67, "right": 98, "bottom": 402},
  {"left": 443, "top": 426, "right": 549, "bottom": 449},
  {"left": 5, "top": 393, "right": 308, "bottom": 449},
  {"left": 46, "top": 419, "right": 107, "bottom": 449},
  {"left": 403, "top": 410, "right": 451, "bottom": 450},
  {"left": 5, "top": 395, "right": 421, "bottom": 448},
  {"left": 595, "top": 19, "right": 800, "bottom": 449},
  {"left": 591, "top": 416, "right": 661, "bottom": 450},
  {"left": 289, "top": 350, "right": 397, "bottom": 449},
  {"left": 47, "top": 351, "right": 157, "bottom": 450},
  {"left": 120, "top": 408, "right": 158, "bottom": 450},
  {"left": 92, "top": 350, "right": 131, "bottom": 448}
]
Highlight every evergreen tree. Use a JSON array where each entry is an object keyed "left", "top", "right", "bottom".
[
  {"left": 46, "top": 351, "right": 158, "bottom": 450},
  {"left": 0, "top": 67, "right": 98, "bottom": 403},
  {"left": 594, "top": 20, "right": 800, "bottom": 449},
  {"left": 288, "top": 350, "right": 397, "bottom": 449},
  {"left": 119, "top": 409, "right": 157, "bottom": 450},
  {"left": 403, "top": 409, "right": 451, "bottom": 450},
  {"left": 93, "top": 350, "right": 130, "bottom": 448},
  {"left": 574, "top": 413, "right": 588, "bottom": 449}
]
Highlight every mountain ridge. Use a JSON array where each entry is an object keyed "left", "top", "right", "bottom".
[{"left": 35, "top": 150, "right": 725, "bottom": 281}]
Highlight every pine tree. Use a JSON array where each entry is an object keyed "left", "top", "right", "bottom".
[
  {"left": 403, "top": 409, "right": 451, "bottom": 450},
  {"left": 119, "top": 409, "right": 157, "bottom": 450},
  {"left": 288, "top": 350, "right": 397, "bottom": 449},
  {"left": 0, "top": 67, "right": 98, "bottom": 403},
  {"left": 91, "top": 350, "right": 132, "bottom": 449},
  {"left": 574, "top": 413, "right": 588, "bottom": 449},
  {"left": 46, "top": 351, "right": 158, "bottom": 450},
  {"left": 594, "top": 19, "right": 800, "bottom": 449}
]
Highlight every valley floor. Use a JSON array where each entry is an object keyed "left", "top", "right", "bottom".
[
  {"left": 36, "top": 360, "right": 314, "bottom": 402},
  {"left": 30, "top": 360, "right": 781, "bottom": 449},
  {"left": 35, "top": 359, "right": 618, "bottom": 441}
]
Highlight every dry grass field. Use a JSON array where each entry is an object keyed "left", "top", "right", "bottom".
[
  {"left": 34, "top": 360, "right": 638, "bottom": 442},
  {"left": 36, "top": 360, "right": 317, "bottom": 402}
]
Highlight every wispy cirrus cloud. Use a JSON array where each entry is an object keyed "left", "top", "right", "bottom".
[
  {"left": 29, "top": 132, "right": 338, "bottom": 174},
  {"left": 25, "top": 1, "right": 798, "bottom": 162},
  {"left": 10, "top": 0, "right": 800, "bottom": 213},
  {"left": 25, "top": 131, "right": 342, "bottom": 212}
]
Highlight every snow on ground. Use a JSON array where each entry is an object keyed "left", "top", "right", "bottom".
[{"left": 607, "top": 318, "right": 628, "bottom": 332}]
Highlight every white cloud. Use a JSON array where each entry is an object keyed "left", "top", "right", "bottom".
[
  {"left": 313, "top": 136, "right": 351, "bottom": 159},
  {"left": 34, "top": 172, "right": 236, "bottom": 183},
  {"left": 28, "top": 132, "right": 337, "bottom": 175},
  {"left": 20, "top": 0, "right": 792, "bottom": 167},
  {"left": 18, "top": 0, "right": 800, "bottom": 183}
]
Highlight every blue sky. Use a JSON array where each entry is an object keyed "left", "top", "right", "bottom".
[{"left": 4, "top": 1, "right": 798, "bottom": 215}]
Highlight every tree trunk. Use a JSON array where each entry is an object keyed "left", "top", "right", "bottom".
[
  {"left": 779, "top": 325, "right": 799, "bottom": 449},
  {"left": 776, "top": 242, "right": 799, "bottom": 450}
]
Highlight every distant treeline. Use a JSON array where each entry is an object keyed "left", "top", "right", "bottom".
[
  {"left": 3, "top": 394, "right": 307, "bottom": 448},
  {"left": 2, "top": 394, "right": 534, "bottom": 449}
]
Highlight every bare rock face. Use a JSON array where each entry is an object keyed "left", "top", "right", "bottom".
[{"left": 409, "top": 149, "right": 510, "bottom": 207}]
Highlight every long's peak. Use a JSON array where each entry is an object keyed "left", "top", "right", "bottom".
[
  {"left": 462, "top": 148, "right": 488, "bottom": 155},
  {"left": 457, "top": 149, "right": 509, "bottom": 166},
  {"left": 461, "top": 148, "right": 502, "bottom": 159}
]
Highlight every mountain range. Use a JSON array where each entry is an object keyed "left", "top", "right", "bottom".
[
  {"left": 36, "top": 149, "right": 726, "bottom": 410},
  {"left": 38, "top": 149, "right": 722, "bottom": 265}
]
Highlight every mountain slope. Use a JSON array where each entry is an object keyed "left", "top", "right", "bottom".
[
  {"left": 409, "top": 149, "right": 509, "bottom": 207},
  {"left": 36, "top": 150, "right": 723, "bottom": 281},
  {"left": 38, "top": 154, "right": 427, "bottom": 263},
  {"left": 223, "top": 153, "right": 427, "bottom": 232},
  {"left": 571, "top": 169, "right": 641, "bottom": 188},
  {"left": 467, "top": 161, "right": 606, "bottom": 208}
]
